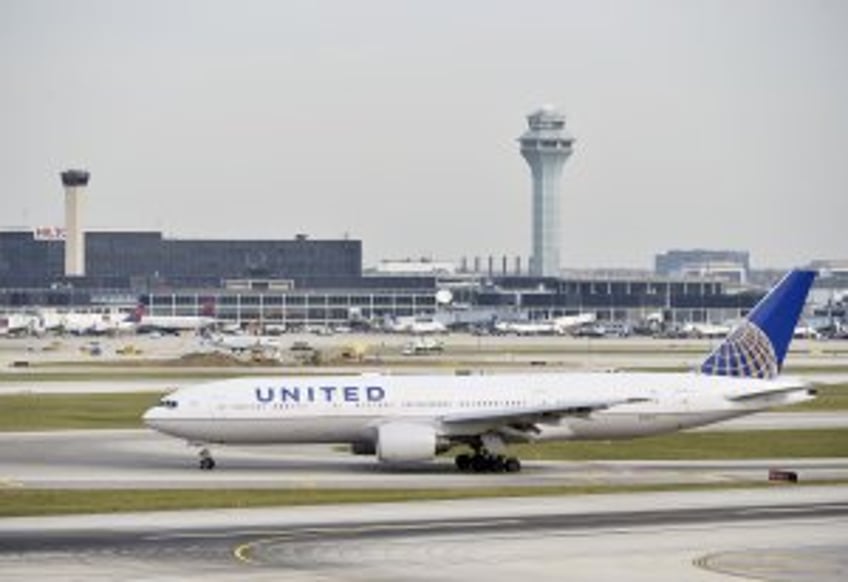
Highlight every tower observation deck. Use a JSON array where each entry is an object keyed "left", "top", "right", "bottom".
[{"left": 518, "top": 106, "right": 574, "bottom": 277}]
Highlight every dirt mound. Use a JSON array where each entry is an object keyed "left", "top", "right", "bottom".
[{"left": 169, "top": 352, "right": 281, "bottom": 367}]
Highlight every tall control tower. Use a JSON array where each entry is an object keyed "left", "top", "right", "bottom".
[
  {"left": 519, "top": 106, "right": 574, "bottom": 277},
  {"left": 61, "top": 169, "right": 90, "bottom": 277}
]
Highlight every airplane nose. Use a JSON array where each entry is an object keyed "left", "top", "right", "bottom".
[{"left": 142, "top": 407, "right": 162, "bottom": 428}]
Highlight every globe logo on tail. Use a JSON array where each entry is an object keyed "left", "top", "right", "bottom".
[{"left": 699, "top": 320, "right": 778, "bottom": 379}]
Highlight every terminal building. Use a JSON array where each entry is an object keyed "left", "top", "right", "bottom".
[
  {"left": 0, "top": 225, "right": 763, "bottom": 328},
  {"left": 655, "top": 249, "right": 750, "bottom": 284},
  {"left": 0, "top": 229, "right": 361, "bottom": 290},
  {"left": 0, "top": 113, "right": 789, "bottom": 331}
]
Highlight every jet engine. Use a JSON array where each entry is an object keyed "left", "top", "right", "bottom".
[
  {"left": 376, "top": 422, "right": 438, "bottom": 462},
  {"left": 351, "top": 441, "right": 376, "bottom": 455}
]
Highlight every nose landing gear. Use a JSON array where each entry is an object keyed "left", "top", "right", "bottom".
[{"left": 198, "top": 447, "right": 216, "bottom": 470}]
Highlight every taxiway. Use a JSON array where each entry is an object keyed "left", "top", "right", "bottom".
[
  {"left": 1, "top": 429, "right": 846, "bottom": 490},
  {"left": 0, "top": 487, "right": 845, "bottom": 581}
]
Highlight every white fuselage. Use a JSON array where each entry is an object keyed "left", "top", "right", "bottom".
[{"left": 143, "top": 372, "right": 811, "bottom": 446}]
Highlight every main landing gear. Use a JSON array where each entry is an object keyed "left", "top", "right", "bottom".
[
  {"left": 455, "top": 433, "right": 521, "bottom": 473},
  {"left": 455, "top": 452, "right": 521, "bottom": 473},
  {"left": 198, "top": 447, "right": 216, "bottom": 470}
]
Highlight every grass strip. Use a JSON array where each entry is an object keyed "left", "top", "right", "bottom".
[
  {"left": 0, "top": 370, "right": 285, "bottom": 382},
  {"left": 0, "top": 392, "right": 163, "bottom": 430},
  {"left": 2, "top": 481, "right": 848, "bottom": 518},
  {"left": 781, "top": 382, "right": 848, "bottom": 411},
  {"left": 508, "top": 429, "right": 848, "bottom": 460}
]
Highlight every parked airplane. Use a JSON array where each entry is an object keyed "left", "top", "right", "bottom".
[
  {"left": 144, "top": 270, "right": 817, "bottom": 473},
  {"left": 493, "top": 320, "right": 557, "bottom": 335},
  {"left": 60, "top": 311, "right": 136, "bottom": 335},
  {"left": 388, "top": 316, "right": 448, "bottom": 334},
  {"left": 495, "top": 313, "right": 597, "bottom": 336},
  {"left": 0, "top": 313, "right": 39, "bottom": 336},
  {"left": 131, "top": 305, "right": 215, "bottom": 334},
  {"left": 1, "top": 309, "right": 134, "bottom": 336},
  {"left": 552, "top": 313, "right": 597, "bottom": 334}
]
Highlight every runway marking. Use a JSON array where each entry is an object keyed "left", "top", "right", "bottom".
[
  {"left": 233, "top": 543, "right": 253, "bottom": 564},
  {"left": 230, "top": 518, "right": 526, "bottom": 565},
  {"left": 737, "top": 504, "right": 848, "bottom": 516},
  {"left": 228, "top": 505, "right": 848, "bottom": 567},
  {"left": 146, "top": 529, "right": 282, "bottom": 541},
  {"left": 147, "top": 533, "right": 242, "bottom": 541}
]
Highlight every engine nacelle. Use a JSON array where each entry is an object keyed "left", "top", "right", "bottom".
[
  {"left": 351, "top": 441, "right": 376, "bottom": 455},
  {"left": 376, "top": 422, "right": 437, "bottom": 462}
]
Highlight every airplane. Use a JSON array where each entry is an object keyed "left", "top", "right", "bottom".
[
  {"left": 494, "top": 320, "right": 557, "bottom": 335},
  {"left": 130, "top": 305, "right": 216, "bottom": 334},
  {"left": 144, "top": 269, "right": 817, "bottom": 473},
  {"left": 387, "top": 316, "right": 448, "bottom": 334},
  {"left": 0, "top": 313, "right": 39, "bottom": 336},
  {"left": 552, "top": 313, "right": 597, "bottom": 334},
  {"left": 495, "top": 313, "right": 597, "bottom": 336},
  {"left": 60, "top": 310, "right": 136, "bottom": 335}
]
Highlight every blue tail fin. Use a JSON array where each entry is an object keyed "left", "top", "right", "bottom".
[{"left": 699, "top": 269, "right": 816, "bottom": 379}]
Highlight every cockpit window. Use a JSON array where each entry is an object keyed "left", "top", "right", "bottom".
[{"left": 157, "top": 399, "right": 179, "bottom": 409}]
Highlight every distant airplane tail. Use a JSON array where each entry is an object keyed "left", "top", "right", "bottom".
[
  {"left": 699, "top": 269, "right": 816, "bottom": 379},
  {"left": 127, "top": 304, "right": 146, "bottom": 323}
]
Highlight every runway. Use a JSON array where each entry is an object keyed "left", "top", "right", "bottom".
[
  {"left": 0, "top": 487, "right": 845, "bottom": 581},
  {"left": 1, "top": 429, "right": 847, "bottom": 490}
]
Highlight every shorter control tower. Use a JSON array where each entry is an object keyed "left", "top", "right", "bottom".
[
  {"left": 519, "top": 106, "right": 574, "bottom": 277},
  {"left": 61, "top": 169, "right": 90, "bottom": 277}
]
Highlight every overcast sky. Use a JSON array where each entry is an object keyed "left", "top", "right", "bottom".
[{"left": 1, "top": 0, "right": 846, "bottom": 269}]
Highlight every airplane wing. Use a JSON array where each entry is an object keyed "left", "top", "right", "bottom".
[
  {"left": 724, "top": 382, "right": 812, "bottom": 402},
  {"left": 440, "top": 397, "right": 647, "bottom": 427}
]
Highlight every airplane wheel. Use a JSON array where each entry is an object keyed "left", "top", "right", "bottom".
[
  {"left": 199, "top": 454, "right": 216, "bottom": 470},
  {"left": 490, "top": 456, "right": 506, "bottom": 473},
  {"left": 455, "top": 454, "right": 472, "bottom": 472},
  {"left": 504, "top": 457, "right": 521, "bottom": 473},
  {"left": 470, "top": 455, "right": 489, "bottom": 473}
]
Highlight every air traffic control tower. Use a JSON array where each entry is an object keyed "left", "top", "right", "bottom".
[
  {"left": 519, "top": 106, "right": 574, "bottom": 277},
  {"left": 61, "top": 169, "right": 90, "bottom": 277}
]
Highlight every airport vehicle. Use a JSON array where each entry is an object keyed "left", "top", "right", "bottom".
[
  {"left": 681, "top": 321, "right": 734, "bottom": 339},
  {"left": 401, "top": 337, "right": 445, "bottom": 355},
  {"left": 793, "top": 322, "right": 822, "bottom": 340},
  {"left": 207, "top": 333, "right": 280, "bottom": 353},
  {"left": 144, "top": 270, "right": 817, "bottom": 473},
  {"left": 289, "top": 340, "right": 313, "bottom": 352}
]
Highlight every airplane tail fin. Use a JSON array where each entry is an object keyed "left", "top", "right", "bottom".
[
  {"left": 699, "top": 269, "right": 816, "bottom": 379},
  {"left": 127, "top": 304, "right": 145, "bottom": 323}
]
